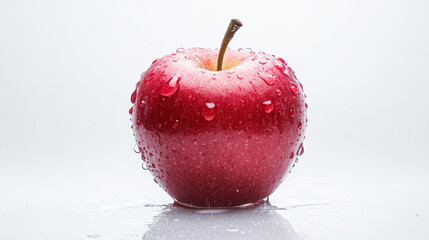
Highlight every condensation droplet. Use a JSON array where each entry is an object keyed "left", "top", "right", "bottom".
[
  {"left": 298, "top": 121, "right": 303, "bottom": 129},
  {"left": 290, "top": 83, "right": 299, "bottom": 95},
  {"left": 237, "top": 74, "right": 243, "bottom": 80},
  {"left": 289, "top": 108, "right": 295, "bottom": 118},
  {"left": 305, "top": 103, "right": 308, "bottom": 108},
  {"left": 295, "top": 158, "right": 299, "bottom": 163},
  {"left": 258, "top": 59, "right": 267, "bottom": 65},
  {"left": 176, "top": 47, "right": 185, "bottom": 53},
  {"left": 297, "top": 143, "right": 304, "bottom": 156},
  {"left": 277, "top": 57, "right": 286, "bottom": 64},
  {"left": 131, "top": 90, "right": 136, "bottom": 103},
  {"left": 243, "top": 48, "right": 253, "bottom": 54},
  {"left": 274, "top": 63, "right": 286, "bottom": 73},
  {"left": 263, "top": 100, "right": 274, "bottom": 113},
  {"left": 140, "top": 100, "right": 146, "bottom": 108},
  {"left": 202, "top": 102, "right": 216, "bottom": 121},
  {"left": 289, "top": 152, "right": 295, "bottom": 159},
  {"left": 142, "top": 162, "right": 148, "bottom": 171},
  {"left": 129, "top": 107, "right": 133, "bottom": 115},
  {"left": 149, "top": 66, "right": 159, "bottom": 77},
  {"left": 258, "top": 51, "right": 266, "bottom": 54},
  {"left": 258, "top": 72, "right": 275, "bottom": 86},
  {"left": 276, "top": 89, "right": 282, "bottom": 96},
  {"left": 134, "top": 144, "right": 140, "bottom": 153},
  {"left": 159, "top": 75, "right": 181, "bottom": 97},
  {"left": 172, "top": 119, "right": 179, "bottom": 127}
]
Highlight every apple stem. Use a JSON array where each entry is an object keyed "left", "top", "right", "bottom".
[{"left": 217, "top": 19, "right": 243, "bottom": 71}]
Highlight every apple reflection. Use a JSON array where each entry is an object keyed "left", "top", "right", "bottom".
[{"left": 142, "top": 202, "right": 298, "bottom": 240}]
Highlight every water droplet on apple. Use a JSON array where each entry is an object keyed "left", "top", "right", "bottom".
[
  {"left": 297, "top": 143, "right": 304, "bottom": 156},
  {"left": 173, "top": 119, "right": 179, "bottom": 127},
  {"left": 236, "top": 74, "right": 243, "bottom": 80},
  {"left": 176, "top": 47, "right": 185, "bottom": 53},
  {"left": 274, "top": 63, "right": 286, "bottom": 73},
  {"left": 140, "top": 100, "right": 146, "bottom": 107},
  {"left": 238, "top": 48, "right": 244, "bottom": 52},
  {"left": 159, "top": 75, "right": 181, "bottom": 97},
  {"left": 134, "top": 144, "right": 140, "bottom": 153},
  {"left": 129, "top": 107, "right": 133, "bottom": 115},
  {"left": 276, "top": 89, "right": 282, "bottom": 96},
  {"left": 251, "top": 56, "right": 257, "bottom": 61},
  {"left": 258, "top": 59, "right": 267, "bottom": 65},
  {"left": 243, "top": 48, "right": 254, "bottom": 54},
  {"left": 295, "top": 158, "right": 299, "bottom": 163},
  {"left": 131, "top": 90, "right": 136, "bottom": 103},
  {"left": 290, "top": 83, "right": 299, "bottom": 95},
  {"left": 262, "top": 100, "right": 274, "bottom": 113},
  {"left": 202, "top": 102, "right": 216, "bottom": 121},
  {"left": 142, "top": 162, "right": 148, "bottom": 170},
  {"left": 277, "top": 57, "right": 286, "bottom": 64},
  {"left": 305, "top": 103, "right": 308, "bottom": 108},
  {"left": 289, "top": 108, "right": 295, "bottom": 118},
  {"left": 149, "top": 66, "right": 159, "bottom": 77},
  {"left": 258, "top": 72, "right": 274, "bottom": 86},
  {"left": 289, "top": 152, "right": 295, "bottom": 159},
  {"left": 259, "top": 51, "right": 266, "bottom": 54},
  {"left": 172, "top": 58, "right": 178, "bottom": 62},
  {"left": 298, "top": 121, "right": 303, "bottom": 129}
]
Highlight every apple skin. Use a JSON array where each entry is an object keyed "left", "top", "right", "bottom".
[{"left": 131, "top": 48, "right": 307, "bottom": 208}]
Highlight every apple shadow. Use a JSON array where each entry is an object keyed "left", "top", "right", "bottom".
[{"left": 142, "top": 201, "right": 299, "bottom": 240}]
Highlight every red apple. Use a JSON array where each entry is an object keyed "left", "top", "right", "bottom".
[{"left": 130, "top": 20, "right": 307, "bottom": 208}]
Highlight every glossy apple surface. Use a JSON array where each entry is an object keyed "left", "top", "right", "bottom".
[{"left": 130, "top": 48, "right": 307, "bottom": 208}]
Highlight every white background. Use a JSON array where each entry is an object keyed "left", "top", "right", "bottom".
[{"left": 1, "top": 0, "right": 428, "bottom": 239}]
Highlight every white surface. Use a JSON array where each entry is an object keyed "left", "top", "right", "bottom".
[
  {"left": 1, "top": 165, "right": 428, "bottom": 239},
  {"left": 1, "top": 0, "right": 429, "bottom": 239}
]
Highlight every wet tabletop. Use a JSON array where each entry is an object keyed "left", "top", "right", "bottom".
[{"left": 1, "top": 164, "right": 428, "bottom": 240}]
